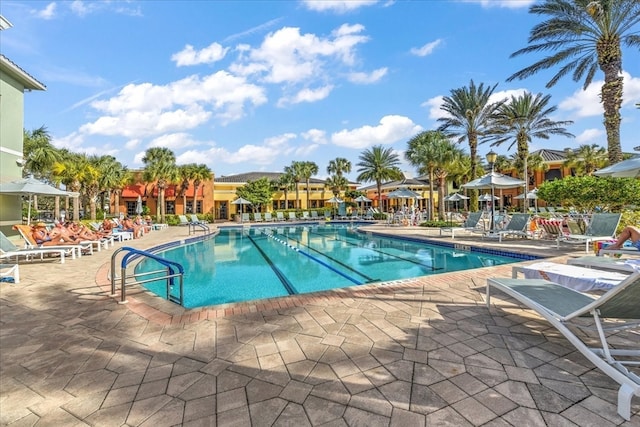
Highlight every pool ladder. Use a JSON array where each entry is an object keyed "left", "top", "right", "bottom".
[{"left": 110, "top": 246, "right": 185, "bottom": 306}]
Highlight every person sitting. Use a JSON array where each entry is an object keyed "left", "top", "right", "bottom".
[
  {"left": 604, "top": 225, "right": 640, "bottom": 250},
  {"left": 121, "top": 216, "right": 142, "bottom": 239},
  {"left": 135, "top": 215, "right": 151, "bottom": 234},
  {"left": 98, "top": 218, "right": 113, "bottom": 237},
  {"left": 31, "top": 223, "right": 73, "bottom": 246}
]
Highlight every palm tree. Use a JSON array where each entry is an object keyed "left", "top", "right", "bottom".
[
  {"left": 300, "top": 161, "right": 319, "bottom": 210},
  {"left": 507, "top": 0, "right": 640, "bottom": 164},
  {"left": 356, "top": 145, "right": 403, "bottom": 212},
  {"left": 488, "top": 92, "right": 573, "bottom": 209},
  {"left": 23, "top": 127, "right": 62, "bottom": 213},
  {"left": 191, "top": 164, "right": 213, "bottom": 215},
  {"left": 325, "top": 175, "right": 349, "bottom": 198},
  {"left": 437, "top": 80, "right": 504, "bottom": 211},
  {"left": 178, "top": 164, "right": 196, "bottom": 215},
  {"left": 52, "top": 152, "right": 90, "bottom": 221},
  {"left": 284, "top": 161, "right": 305, "bottom": 210},
  {"left": 405, "top": 131, "right": 464, "bottom": 220},
  {"left": 563, "top": 144, "right": 608, "bottom": 176},
  {"left": 276, "top": 172, "right": 296, "bottom": 210},
  {"left": 142, "top": 147, "right": 178, "bottom": 222},
  {"left": 94, "top": 155, "right": 126, "bottom": 218},
  {"left": 327, "top": 157, "right": 352, "bottom": 177}
]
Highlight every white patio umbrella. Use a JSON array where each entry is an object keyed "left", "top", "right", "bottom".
[
  {"left": 231, "top": 197, "right": 252, "bottom": 221},
  {"left": 135, "top": 195, "right": 143, "bottom": 215},
  {"left": 463, "top": 172, "right": 525, "bottom": 232},
  {"left": 353, "top": 195, "right": 371, "bottom": 215},
  {"left": 515, "top": 188, "right": 539, "bottom": 211},
  {"left": 594, "top": 157, "right": 640, "bottom": 178},
  {"left": 0, "top": 177, "right": 77, "bottom": 224}
]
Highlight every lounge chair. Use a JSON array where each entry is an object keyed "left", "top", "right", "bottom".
[
  {"left": 301, "top": 211, "right": 310, "bottom": 221},
  {"left": 253, "top": 212, "right": 263, "bottom": 222},
  {"left": 12, "top": 225, "right": 94, "bottom": 256},
  {"left": 495, "top": 213, "right": 531, "bottom": 242},
  {"left": 486, "top": 272, "right": 640, "bottom": 420},
  {"left": 567, "top": 256, "right": 640, "bottom": 273},
  {"left": 0, "top": 263, "right": 20, "bottom": 283},
  {"left": 0, "top": 231, "right": 75, "bottom": 264},
  {"left": 538, "top": 218, "right": 566, "bottom": 246},
  {"left": 264, "top": 212, "right": 274, "bottom": 222},
  {"left": 439, "top": 211, "right": 484, "bottom": 239},
  {"left": 276, "top": 212, "right": 285, "bottom": 222},
  {"left": 561, "top": 213, "right": 622, "bottom": 253},
  {"left": 288, "top": 212, "right": 297, "bottom": 221},
  {"left": 511, "top": 261, "right": 629, "bottom": 292},
  {"left": 241, "top": 213, "right": 251, "bottom": 222},
  {"left": 178, "top": 215, "right": 191, "bottom": 226},
  {"left": 310, "top": 211, "right": 319, "bottom": 221},
  {"left": 190, "top": 214, "right": 207, "bottom": 225}
]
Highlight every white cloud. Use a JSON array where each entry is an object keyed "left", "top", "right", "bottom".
[
  {"left": 278, "top": 85, "right": 334, "bottom": 106},
  {"left": 176, "top": 147, "right": 229, "bottom": 165},
  {"left": 410, "top": 39, "right": 442, "bottom": 57},
  {"left": 461, "top": 0, "right": 535, "bottom": 9},
  {"left": 347, "top": 67, "right": 388, "bottom": 84},
  {"left": 302, "top": 129, "right": 328, "bottom": 144},
  {"left": 171, "top": 43, "right": 229, "bottom": 66},
  {"left": 302, "top": 0, "right": 378, "bottom": 13},
  {"left": 575, "top": 128, "right": 605, "bottom": 144},
  {"left": 148, "top": 133, "right": 200, "bottom": 150},
  {"left": 125, "top": 139, "right": 141, "bottom": 150},
  {"left": 80, "top": 71, "right": 266, "bottom": 138},
  {"left": 69, "top": 0, "right": 92, "bottom": 16},
  {"left": 559, "top": 72, "right": 640, "bottom": 118},
  {"left": 331, "top": 115, "right": 423, "bottom": 149},
  {"left": 35, "top": 2, "right": 57, "bottom": 19}
]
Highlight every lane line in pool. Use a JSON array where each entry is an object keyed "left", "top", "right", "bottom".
[
  {"left": 260, "top": 229, "right": 370, "bottom": 285},
  {"left": 309, "top": 229, "right": 443, "bottom": 271},
  {"left": 245, "top": 233, "right": 298, "bottom": 295}
]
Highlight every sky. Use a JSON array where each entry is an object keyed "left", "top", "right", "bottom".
[{"left": 2, "top": 0, "right": 639, "bottom": 183}]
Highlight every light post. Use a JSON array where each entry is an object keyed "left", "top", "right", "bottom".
[{"left": 486, "top": 150, "right": 497, "bottom": 232}]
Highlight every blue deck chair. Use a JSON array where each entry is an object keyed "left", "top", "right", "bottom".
[
  {"left": 178, "top": 215, "right": 191, "bottom": 226},
  {"left": 486, "top": 272, "right": 640, "bottom": 420}
]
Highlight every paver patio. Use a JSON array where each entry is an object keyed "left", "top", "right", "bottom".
[{"left": 1, "top": 223, "right": 638, "bottom": 426}]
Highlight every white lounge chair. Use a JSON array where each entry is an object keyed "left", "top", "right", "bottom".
[
  {"left": 263, "top": 212, "right": 274, "bottom": 222},
  {"left": 0, "top": 263, "right": 20, "bottom": 283},
  {"left": 0, "top": 231, "right": 75, "bottom": 264},
  {"left": 253, "top": 212, "right": 263, "bottom": 222},
  {"left": 567, "top": 256, "right": 640, "bottom": 273},
  {"left": 178, "top": 215, "right": 191, "bottom": 226},
  {"left": 561, "top": 213, "right": 622, "bottom": 253},
  {"left": 276, "top": 212, "right": 285, "bottom": 222},
  {"left": 288, "top": 212, "right": 297, "bottom": 221},
  {"left": 439, "top": 211, "right": 484, "bottom": 239},
  {"left": 486, "top": 272, "right": 640, "bottom": 420},
  {"left": 511, "top": 261, "right": 629, "bottom": 292},
  {"left": 190, "top": 214, "right": 208, "bottom": 224}
]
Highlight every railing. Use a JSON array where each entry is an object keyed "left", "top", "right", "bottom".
[
  {"left": 110, "top": 246, "right": 185, "bottom": 306},
  {"left": 188, "top": 222, "right": 210, "bottom": 235}
]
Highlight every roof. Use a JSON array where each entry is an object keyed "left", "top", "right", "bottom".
[
  {"left": 0, "top": 54, "right": 46, "bottom": 91},
  {"left": 530, "top": 149, "right": 567, "bottom": 162},
  {"left": 215, "top": 171, "right": 355, "bottom": 185},
  {"left": 357, "top": 175, "right": 430, "bottom": 191}
]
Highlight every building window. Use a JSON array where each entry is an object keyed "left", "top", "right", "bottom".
[
  {"left": 165, "top": 201, "right": 175, "bottom": 215},
  {"left": 126, "top": 201, "right": 136, "bottom": 216},
  {"left": 185, "top": 201, "right": 194, "bottom": 214}
]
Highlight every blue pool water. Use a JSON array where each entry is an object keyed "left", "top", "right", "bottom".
[{"left": 136, "top": 224, "right": 525, "bottom": 308}]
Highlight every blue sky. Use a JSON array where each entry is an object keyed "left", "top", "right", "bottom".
[{"left": 2, "top": 0, "right": 639, "bottom": 182}]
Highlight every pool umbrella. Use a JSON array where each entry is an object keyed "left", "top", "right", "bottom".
[
  {"left": 593, "top": 157, "right": 640, "bottom": 178},
  {"left": 231, "top": 197, "right": 252, "bottom": 221},
  {"left": 446, "top": 193, "right": 468, "bottom": 212},
  {"left": 135, "top": 195, "right": 143, "bottom": 215},
  {"left": 354, "top": 195, "right": 371, "bottom": 215},
  {"left": 463, "top": 172, "right": 525, "bottom": 231},
  {"left": 326, "top": 196, "right": 343, "bottom": 217},
  {"left": 387, "top": 188, "right": 421, "bottom": 212},
  {"left": 0, "top": 177, "right": 77, "bottom": 224},
  {"left": 515, "top": 188, "right": 538, "bottom": 212}
]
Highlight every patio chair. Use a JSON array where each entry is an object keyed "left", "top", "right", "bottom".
[
  {"left": 567, "top": 256, "right": 640, "bottom": 273},
  {"left": 241, "top": 213, "right": 251, "bottom": 222},
  {"left": 288, "top": 212, "right": 297, "bottom": 221},
  {"left": 253, "top": 212, "right": 263, "bottom": 222},
  {"left": 486, "top": 272, "right": 640, "bottom": 420},
  {"left": 0, "top": 231, "right": 74, "bottom": 264},
  {"left": 12, "top": 225, "right": 93, "bottom": 257},
  {"left": 276, "top": 212, "right": 285, "bottom": 222},
  {"left": 495, "top": 213, "right": 531, "bottom": 242},
  {"left": 561, "top": 213, "right": 622, "bottom": 253},
  {"left": 264, "top": 212, "right": 274, "bottom": 222},
  {"left": 310, "top": 211, "right": 319, "bottom": 221},
  {"left": 538, "top": 218, "right": 567, "bottom": 247},
  {"left": 190, "top": 214, "right": 208, "bottom": 225},
  {"left": 178, "top": 215, "right": 191, "bottom": 226},
  {"left": 301, "top": 211, "right": 310, "bottom": 221},
  {"left": 0, "top": 263, "right": 20, "bottom": 283},
  {"left": 439, "top": 211, "right": 484, "bottom": 239}
]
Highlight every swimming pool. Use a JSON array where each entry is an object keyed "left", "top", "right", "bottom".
[{"left": 136, "top": 224, "right": 529, "bottom": 308}]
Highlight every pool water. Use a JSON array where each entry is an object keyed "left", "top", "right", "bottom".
[{"left": 136, "top": 224, "right": 522, "bottom": 308}]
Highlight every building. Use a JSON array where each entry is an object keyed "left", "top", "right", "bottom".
[{"left": 0, "top": 16, "right": 47, "bottom": 234}]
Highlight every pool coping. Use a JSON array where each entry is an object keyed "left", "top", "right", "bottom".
[{"left": 95, "top": 223, "right": 550, "bottom": 325}]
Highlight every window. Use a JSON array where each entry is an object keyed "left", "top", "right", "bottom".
[
  {"left": 185, "top": 201, "right": 194, "bottom": 214},
  {"left": 126, "top": 201, "right": 136, "bottom": 216},
  {"left": 165, "top": 201, "right": 175, "bottom": 215}
]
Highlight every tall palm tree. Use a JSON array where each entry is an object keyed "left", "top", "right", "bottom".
[
  {"left": 563, "top": 144, "right": 608, "bottom": 176},
  {"left": 325, "top": 175, "right": 349, "bottom": 198},
  {"left": 191, "top": 164, "right": 213, "bottom": 214},
  {"left": 23, "top": 126, "right": 62, "bottom": 213},
  {"left": 276, "top": 172, "right": 296, "bottom": 210},
  {"left": 356, "top": 145, "right": 403, "bottom": 212},
  {"left": 327, "top": 157, "right": 352, "bottom": 177},
  {"left": 52, "top": 152, "right": 90, "bottom": 221},
  {"left": 300, "top": 161, "right": 319, "bottom": 209},
  {"left": 405, "top": 131, "right": 464, "bottom": 221},
  {"left": 142, "top": 147, "right": 178, "bottom": 222},
  {"left": 437, "top": 80, "right": 504, "bottom": 211},
  {"left": 94, "top": 155, "right": 126, "bottom": 218},
  {"left": 284, "top": 161, "right": 305, "bottom": 209},
  {"left": 488, "top": 92, "right": 573, "bottom": 209},
  {"left": 507, "top": 0, "right": 640, "bottom": 163},
  {"left": 178, "top": 164, "right": 197, "bottom": 215}
]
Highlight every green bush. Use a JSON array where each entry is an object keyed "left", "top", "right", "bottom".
[{"left": 420, "top": 220, "right": 458, "bottom": 228}]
